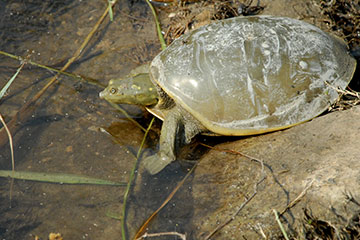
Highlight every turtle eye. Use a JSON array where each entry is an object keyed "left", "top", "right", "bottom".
[{"left": 110, "top": 88, "right": 117, "bottom": 94}]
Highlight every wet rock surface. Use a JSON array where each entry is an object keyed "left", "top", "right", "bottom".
[{"left": 192, "top": 106, "right": 360, "bottom": 239}]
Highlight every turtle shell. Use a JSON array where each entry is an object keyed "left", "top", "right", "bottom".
[{"left": 149, "top": 15, "right": 356, "bottom": 136}]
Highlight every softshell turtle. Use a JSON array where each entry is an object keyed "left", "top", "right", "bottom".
[{"left": 100, "top": 15, "right": 356, "bottom": 175}]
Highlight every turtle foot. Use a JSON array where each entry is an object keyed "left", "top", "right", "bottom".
[{"left": 143, "top": 152, "right": 175, "bottom": 175}]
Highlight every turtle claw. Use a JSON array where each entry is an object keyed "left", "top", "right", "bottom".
[{"left": 143, "top": 152, "right": 175, "bottom": 175}]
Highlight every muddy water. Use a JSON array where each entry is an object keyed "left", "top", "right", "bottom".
[{"left": 0, "top": 1, "right": 195, "bottom": 239}]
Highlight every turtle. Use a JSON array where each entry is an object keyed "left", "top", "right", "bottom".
[{"left": 100, "top": 15, "right": 356, "bottom": 175}]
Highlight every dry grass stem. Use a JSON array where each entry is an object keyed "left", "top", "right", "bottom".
[
  {"left": 0, "top": 113, "right": 15, "bottom": 207},
  {"left": 325, "top": 81, "right": 360, "bottom": 98},
  {"left": 344, "top": 191, "right": 360, "bottom": 207},
  {"left": 133, "top": 163, "right": 197, "bottom": 239},
  {"left": 198, "top": 143, "right": 269, "bottom": 238},
  {"left": 204, "top": 158, "right": 266, "bottom": 240},
  {"left": 280, "top": 179, "right": 314, "bottom": 216},
  {"left": 257, "top": 223, "right": 268, "bottom": 239},
  {"left": 0, "top": 114, "right": 14, "bottom": 171},
  {"left": 199, "top": 142, "right": 264, "bottom": 165},
  {"left": 325, "top": 81, "right": 360, "bottom": 111},
  {"left": 136, "top": 231, "right": 186, "bottom": 240}
]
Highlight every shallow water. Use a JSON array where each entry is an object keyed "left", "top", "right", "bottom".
[{"left": 0, "top": 1, "right": 197, "bottom": 239}]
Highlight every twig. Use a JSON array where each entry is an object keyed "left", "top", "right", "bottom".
[
  {"left": 204, "top": 160, "right": 266, "bottom": 240},
  {"left": 325, "top": 81, "right": 360, "bottom": 98},
  {"left": 279, "top": 179, "right": 314, "bottom": 216},
  {"left": 198, "top": 143, "right": 268, "bottom": 238},
  {"left": 133, "top": 163, "right": 198, "bottom": 239},
  {"left": 199, "top": 142, "right": 264, "bottom": 165},
  {"left": 136, "top": 231, "right": 186, "bottom": 240},
  {"left": 344, "top": 190, "right": 360, "bottom": 207},
  {"left": 273, "top": 209, "right": 290, "bottom": 240}
]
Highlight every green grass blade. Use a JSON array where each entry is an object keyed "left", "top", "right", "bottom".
[
  {"left": 106, "top": 210, "right": 122, "bottom": 220},
  {"left": 121, "top": 117, "right": 155, "bottom": 240},
  {"left": 0, "top": 170, "right": 126, "bottom": 186},
  {"left": 273, "top": 209, "right": 290, "bottom": 240},
  {"left": 0, "top": 50, "right": 105, "bottom": 88},
  {"left": 108, "top": 102, "right": 146, "bottom": 132},
  {"left": 108, "top": 0, "right": 114, "bottom": 21},
  {"left": 145, "top": 0, "right": 167, "bottom": 51},
  {"left": 0, "top": 62, "right": 25, "bottom": 100}
]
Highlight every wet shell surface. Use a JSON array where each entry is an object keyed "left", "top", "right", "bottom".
[{"left": 149, "top": 15, "right": 356, "bottom": 135}]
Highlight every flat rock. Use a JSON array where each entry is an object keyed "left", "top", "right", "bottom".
[{"left": 192, "top": 106, "right": 360, "bottom": 239}]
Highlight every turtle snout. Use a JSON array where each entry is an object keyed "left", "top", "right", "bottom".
[{"left": 99, "top": 90, "right": 106, "bottom": 99}]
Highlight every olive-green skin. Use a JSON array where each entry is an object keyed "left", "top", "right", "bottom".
[
  {"left": 99, "top": 64, "right": 158, "bottom": 106},
  {"left": 100, "top": 64, "right": 205, "bottom": 174},
  {"left": 100, "top": 15, "right": 356, "bottom": 175}
]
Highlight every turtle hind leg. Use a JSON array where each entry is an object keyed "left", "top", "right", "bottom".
[{"left": 182, "top": 110, "right": 206, "bottom": 144}]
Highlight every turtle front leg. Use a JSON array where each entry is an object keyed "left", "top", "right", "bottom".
[{"left": 143, "top": 108, "right": 182, "bottom": 175}]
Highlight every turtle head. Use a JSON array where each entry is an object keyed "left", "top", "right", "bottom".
[{"left": 99, "top": 73, "right": 159, "bottom": 106}]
